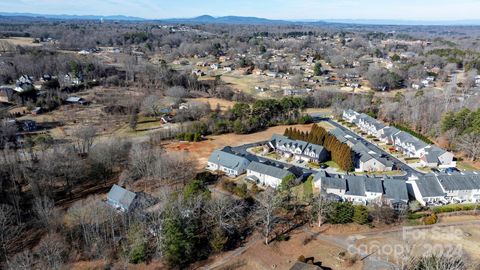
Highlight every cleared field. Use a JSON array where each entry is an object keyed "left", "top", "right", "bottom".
[
  {"left": 1, "top": 37, "right": 43, "bottom": 47},
  {"left": 165, "top": 124, "right": 314, "bottom": 167},
  {"left": 186, "top": 97, "right": 237, "bottom": 111}
]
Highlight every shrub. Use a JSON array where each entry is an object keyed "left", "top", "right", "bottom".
[
  {"left": 327, "top": 202, "right": 354, "bottom": 224},
  {"left": 353, "top": 205, "right": 369, "bottom": 224},
  {"left": 432, "top": 204, "right": 479, "bottom": 213},
  {"left": 298, "top": 255, "right": 306, "bottom": 263},
  {"left": 423, "top": 213, "right": 438, "bottom": 225}
]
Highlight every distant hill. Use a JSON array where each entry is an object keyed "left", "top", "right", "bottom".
[
  {"left": 1, "top": 12, "right": 480, "bottom": 26},
  {"left": 0, "top": 12, "right": 145, "bottom": 21},
  {"left": 160, "top": 15, "right": 304, "bottom": 25},
  {"left": 324, "top": 19, "right": 480, "bottom": 26}
]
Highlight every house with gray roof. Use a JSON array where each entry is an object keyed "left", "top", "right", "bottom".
[
  {"left": 378, "top": 126, "right": 401, "bottom": 145},
  {"left": 383, "top": 179, "right": 409, "bottom": 205},
  {"left": 420, "top": 145, "right": 455, "bottom": 167},
  {"left": 409, "top": 175, "right": 448, "bottom": 206},
  {"left": 436, "top": 172, "right": 480, "bottom": 202},
  {"left": 342, "top": 109, "right": 360, "bottom": 123},
  {"left": 246, "top": 161, "right": 295, "bottom": 188},
  {"left": 268, "top": 134, "right": 328, "bottom": 163},
  {"left": 207, "top": 149, "right": 251, "bottom": 177},
  {"left": 314, "top": 173, "right": 408, "bottom": 207},
  {"left": 106, "top": 184, "right": 137, "bottom": 212},
  {"left": 352, "top": 142, "right": 393, "bottom": 172}
]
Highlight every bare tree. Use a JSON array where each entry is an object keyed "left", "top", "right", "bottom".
[
  {"left": 255, "top": 189, "right": 282, "bottom": 245},
  {"left": 72, "top": 125, "right": 97, "bottom": 154},
  {"left": 0, "top": 204, "right": 22, "bottom": 261},
  {"left": 457, "top": 132, "right": 480, "bottom": 161},
  {"left": 166, "top": 86, "right": 188, "bottom": 98},
  {"left": 205, "top": 197, "right": 246, "bottom": 234},
  {"left": 140, "top": 95, "right": 162, "bottom": 117},
  {"left": 7, "top": 250, "right": 35, "bottom": 270},
  {"left": 33, "top": 196, "right": 61, "bottom": 230},
  {"left": 34, "top": 233, "right": 67, "bottom": 270}
]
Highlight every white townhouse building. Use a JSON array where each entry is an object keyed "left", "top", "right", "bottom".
[
  {"left": 268, "top": 134, "right": 328, "bottom": 163},
  {"left": 246, "top": 161, "right": 296, "bottom": 188},
  {"left": 207, "top": 149, "right": 251, "bottom": 177}
]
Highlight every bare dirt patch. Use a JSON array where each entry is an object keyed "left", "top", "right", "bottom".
[
  {"left": 165, "top": 124, "right": 314, "bottom": 167},
  {"left": 187, "top": 97, "right": 237, "bottom": 111},
  {"left": 204, "top": 229, "right": 361, "bottom": 270}
]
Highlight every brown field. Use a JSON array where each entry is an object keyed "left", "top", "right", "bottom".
[
  {"left": 202, "top": 229, "right": 361, "bottom": 270},
  {"left": 165, "top": 124, "right": 314, "bottom": 167},
  {"left": 1, "top": 37, "right": 43, "bottom": 47},
  {"left": 186, "top": 97, "right": 237, "bottom": 111}
]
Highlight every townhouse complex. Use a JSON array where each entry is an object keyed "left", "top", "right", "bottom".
[{"left": 343, "top": 110, "right": 455, "bottom": 168}]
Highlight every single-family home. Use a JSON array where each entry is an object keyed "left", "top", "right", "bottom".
[
  {"left": 0, "top": 87, "right": 15, "bottom": 103},
  {"left": 207, "top": 149, "right": 250, "bottom": 177},
  {"left": 246, "top": 161, "right": 295, "bottom": 188},
  {"left": 65, "top": 96, "right": 89, "bottom": 105},
  {"left": 106, "top": 184, "right": 137, "bottom": 212}
]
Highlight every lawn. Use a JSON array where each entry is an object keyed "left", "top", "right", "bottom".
[
  {"left": 322, "top": 160, "right": 343, "bottom": 171},
  {"left": 265, "top": 152, "right": 281, "bottom": 160},
  {"left": 355, "top": 170, "right": 405, "bottom": 176},
  {"left": 457, "top": 161, "right": 480, "bottom": 171}
]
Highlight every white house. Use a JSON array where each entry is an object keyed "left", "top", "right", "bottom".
[
  {"left": 315, "top": 172, "right": 408, "bottom": 207},
  {"left": 268, "top": 134, "right": 328, "bottom": 163},
  {"left": 207, "top": 149, "right": 251, "bottom": 177},
  {"left": 420, "top": 145, "right": 455, "bottom": 167},
  {"left": 342, "top": 109, "right": 360, "bottom": 123},
  {"left": 106, "top": 184, "right": 137, "bottom": 212},
  {"left": 246, "top": 161, "right": 295, "bottom": 188}
]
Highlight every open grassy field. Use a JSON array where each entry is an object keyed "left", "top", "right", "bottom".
[{"left": 1, "top": 37, "right": 43, "bottom": 47}]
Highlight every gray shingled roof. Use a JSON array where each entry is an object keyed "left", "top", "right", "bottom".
[
  {"left": 345, "top": 176, "right": 367, "bottom": 196},
  {"left": 107, "top": 184, "right": 136, "bottom": 210},
  {"left": 365, "top": 178, "right": 384, "bottom": 193},
  {"left": 317, "top": 174, "right": 347, "bottom": 190},
  {"left": 383, "top": 179, "right": 409, "bottom": 202},
  {"left": 247, "top": 161, "right": 294, "bottom": 180},
  {"left": 416, "top": 175, "right": 446, "bottom": 198},
  {"left": 208, "top": 150, "right": 250, "bottom": 171},
  {"left": 436, "top": 173, "right": 480, "bottom": 191}
]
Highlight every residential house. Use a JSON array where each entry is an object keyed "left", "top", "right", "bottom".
[
  {"left": 392, "top": 131, "right": 427, "bottom": 158},
  {"left": 0, "top": 87, "right": 15, "bottom": 103},
  {"left": 420, "top": 145, "right": 455, "bottom": 167},
  {"left": 207, "top": 149, "right": 250, "bottom": 177},
  {"left": 266, "top": 71, "right": 278, "bottom": 78},
  {"left": 378, "top": 126, "right": 401, "bottom": 145},
  {"left": 192, "top": 69, "right": 205, "bottom": 77},
  {"left": 436, "top": 173, "right": 480, "bottom": 203},
  {"left": 383, "top": 179, "right": 409, "bottom": 210},
  {"left": 409, "top": 173, "right": 480, "bottom": 206},
  {"left": 63, "top": 73, "right": 84, "bottom": 86},
  {"left": 20, "top": 120, "right": 37, "bottom": 132},
  {"left": 352, "top": 142, "right": 393, "bottom": 172},
  {"left": 342, "top": 109, "right": 360, "bottom": 123},
  {"left": 106, "top": 184, "right": 137, "bottom": 212},
  {"left": 268, "top": 134, "right": 328, "bottom": 163},
  {"left": 210, "top": 63, "right": 220, "bottom": 70},
  {"left": 246, "top": 161, "right": 295, "bottom": 188},
  {"left": 475, "top": 75, "right": 480, "bottom": 87},
  {"left": 356, "top": 113, "right": 386, "bottom": 137},
  {"left": 65, "top": 96, "right": 89, "bottom": 105},
  {"left": 314, "top": 172, "right": 408, "bottom": 207}
]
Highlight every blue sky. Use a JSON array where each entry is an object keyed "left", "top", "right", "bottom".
[{"left": 1, "top": 0, "right": 480, "bottom": 21}]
